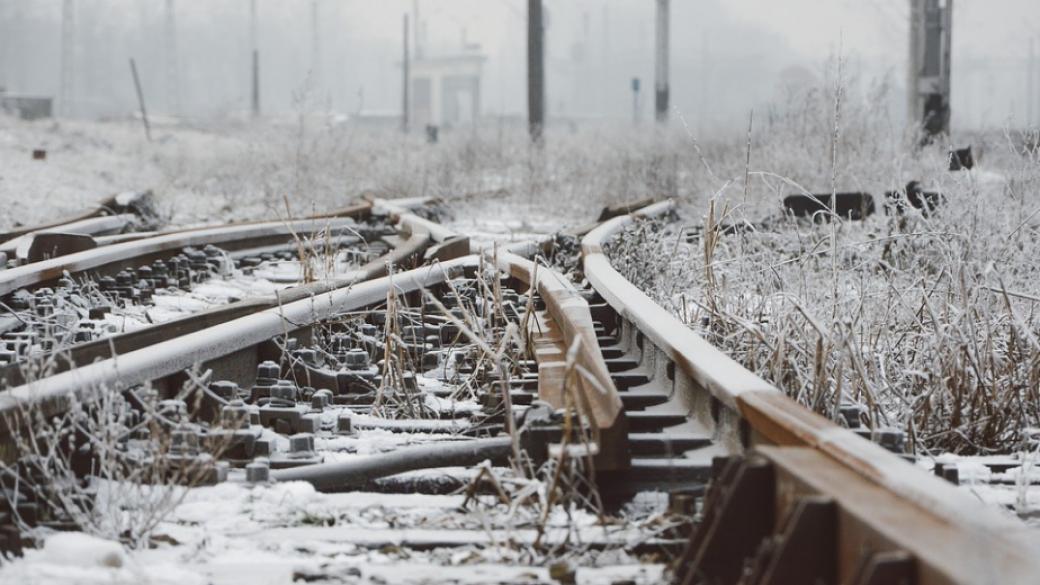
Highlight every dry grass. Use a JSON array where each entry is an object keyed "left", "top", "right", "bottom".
[
  {"left": 0, "top": 363, "right": 235, "bottom": 548},
  {"left": 607, "top": 72, "right": 1040, "bottom": 455}
]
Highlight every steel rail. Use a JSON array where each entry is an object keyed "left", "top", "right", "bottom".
[
  {"left": 0, "top": 204, "right": 371, "bottom": 297},
  {"left": 85, "top": 202, "right": 376, "bottom": 249},
  {"left": 270, "top": 437, "right": 513, "bottom": 491},
  {"left": 0, "top": 214, "right": 139, "bottom": 260},
  {"left": 487, "top": 248, "right": 629, "bottom": 470},
  {"left": 0, "top": 256, "right": 477, "bottom": 439},
  {"left": 581, "top": 201, "right": 1040, "bottom": 584},
  {"left": 0, "top": 217, "right": 434, "bottom": 388},
  {"left": 0, "top": 192, "right": 152, "bottom": 243},
  {"left": 0, "top": 202, "right": 467, "bottom": 456}
]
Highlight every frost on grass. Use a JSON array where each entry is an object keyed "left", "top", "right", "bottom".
[
  {"left": 603, "top": 66, "right": 1040, "bottom": 457},
  {"left": 608, "top": 142, "right": 1040, "bottom": 457}
]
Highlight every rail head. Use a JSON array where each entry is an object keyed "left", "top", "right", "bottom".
[
  {"left": 580, "top": 199, "right": 1040, "bottom": 582},
  {"left": 0, "top": 256, "right": 478, "bottom": 433},
  {"left": 372, "top": 198, "right": 458, "bottom": 245},
  {"left": 487, "top": 248, "right": 629, "bottom": 470},
  {"left": 0, "top": 216, "right": 366, "bottom": 298}
]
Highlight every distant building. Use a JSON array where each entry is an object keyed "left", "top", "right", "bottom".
[
  {"left": 0, "top": 89, "right": 53, "bottom": 120},
  {"left": 409, "top": 49, "right": 486, "bottom": 129}
]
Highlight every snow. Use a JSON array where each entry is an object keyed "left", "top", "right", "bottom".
[
  {"left": 0, "top": 532, "right": 204, "bottom": 585},
  {"left": 0, "top": 481, "right": 665, "bottom": 585},
  {"left": 41, "top": 532, "right": 126, "bottom": 568}
]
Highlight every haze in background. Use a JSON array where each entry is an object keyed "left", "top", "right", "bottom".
[{"left": 0, "top": 0, "right": 1036, "bottom": 133}]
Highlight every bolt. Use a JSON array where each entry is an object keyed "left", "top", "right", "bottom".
[
  {"left": 439, "top": 323, "right": 461, "bottom": 345},
  {"left": 401, "top": 371, "right": 418, "bottom": 393},
  {"left": 289, "top": 433, "right": 315, "bottom": 456},
  {"left": 210, "top": 381, "right": 239, "bottom": 401},
  {"left": 158, "top": 399, "right": 188, "bottom": 422},
  {"left": 221, "top": 400, "right": 251, "bottom": 430},
  {"left": 169, "top": 425, "right": 199, "bottom": 456},
  {"left": 245, "top": 459, "right": 271, "bottom": 483},
  {"left": 421, "top": 352, "right": 440, "bottom": 370},
  {"left": 294, "top": 348, "right": 319, "bottom": 367},
  {"left": 337, "top": 415, "right": 353, "bottom": 435},
  {"left": 256, "top": 361, "right": 280, "bottom": 385},
  {"left": 668, "top": 491, "right": 697, "bottom": 516},
  {"left": 872, "top": 428, "right": 906, "bottom": 454},
  {"left": 270, "top": 380, "right": 298, "bottom": 402},
  {"left": 311, "top": 389, "right": 332, "bottom": 410},
  {"left": 344, "top": 348, "right": 369, "bottom": 370},
  {"left": 548, "top": 561, "right": 576, "bottom": 585},
  {"left": 115, "top": 270, "right": 133, "bottom": 287}
]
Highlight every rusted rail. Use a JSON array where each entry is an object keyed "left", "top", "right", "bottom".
[
  {"left": 489, "top": 248, "right": 629, "bottom": 471},
  {"left": 3, "top": 198, "right": 1037, "bottom": 583},
  {"left": 0, "top": 191, "right": 157, "bottom": 244},
  {"left": 0, "top": 202, "right": 371, "bottom": 296},
  {"left": 0, "top": 214, "right": 434, "bottom": 388},
  {"left": 0, "top": 201, "right": 464, "bottom": 435},
  {"left": 0, "top": 257, "right": 474, "bottom": 442},
  {"left": 581, "top": 200, "right": 1040, "bottom": 584}
]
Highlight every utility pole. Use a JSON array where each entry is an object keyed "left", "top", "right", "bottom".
[
  {"left": 413, "top": 0, "right": 422, "bottom": 59},
  {"left": 311, "top": 0, "right": 321, "bottom": 91},
  {"left": 631, "top": 77, "right": 641, "bottom": 125},
  {"left": 1029, "top": 37, "right": 1036, "bottom": 127},
  {"left": 654, "top": 0, "right": 669, "bottom": 123},
  {"left": 164, "top": 0, "right": 180, "bottom": 116},
  {"left": 0, "top": 2, "right": 9, "bottom": 91},
  {"left": 600, "top": 3, "right": 609, "bottom": 116},
  {"left": 401, "top": 13, "right": 409, "bottom": 133},
  {"left": 60, "top": 0, "right": 75, "bottom": 116},
  {"left": 908, "top": 0, "right": 953, "bottom": 138},
  {"left": 527, "top": 0, "right": 545, "bottom": 144},
  {"left": 129, "top": 59, "right": 152, "bottom": 141},
  {"left": 250, "top": 0, "right": 260, "bottom": 117}
]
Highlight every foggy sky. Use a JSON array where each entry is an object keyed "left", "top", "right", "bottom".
[{"left": 0, "top": 0, "right": 1037, "bottom": 132}]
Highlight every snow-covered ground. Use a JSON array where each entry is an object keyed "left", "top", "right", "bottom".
[
  {"left": 5, "top": 105, "right": 1039, "bottom": 580},
  {"left": 0, "top": 480, "right": 667, "bottom": 585}
]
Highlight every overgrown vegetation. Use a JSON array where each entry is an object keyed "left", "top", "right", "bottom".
[{"left": 607, "top": 69, "right": 1040, "bottom": 456}]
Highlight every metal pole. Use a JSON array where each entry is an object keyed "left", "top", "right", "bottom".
[
  {"left": 250, "top": 0, "right": 260, "bottom": 117},
  {"left": 311, "top": 0, "right": 321, "bottom": 90},
  {"left": 413, "top": 0, "right": 422, "bottom": 59},
  {"left": 402, "top": 14, "right": 410, "bottom": 133},
  {"left": 941, "top": 0, "right": 953, "bottom": 133},
  {"left": 1029, "top": 37, "right": 1035, "bottom": 127},
  {"left": 908, "top": 0, "right": 923, "bottom": 129},
  {"left": 0, "top": 2, "right": 8, "bottom": 91},
  {"left": 252, "top": 50, "right": 260, "bottom": 117},
  {"left": 654, "top": 0, "right": 669, "bottom": 123},
  {"left": 272, "top": 437, "right": 512, "bottom": 492},
  {"left": 60, "top": 0, "right": 75, "bottom": 116},
  {"left": 129, "top": 58, "right": 152, "bottom": 141},
  {"left": 600, "top": 3, "right": 609, "bottom": 116},
  {"left": 527, "top": 0, "right": 545, "bottom": 144},
  {"left": 910, "top": 0, "right": 952, "bottom": 138},
  {"left": 164, "top": 0, "right": 180, "bottom": 115},
  {"left": 632, "top": 77, "right": 641, "bottom": 125}
]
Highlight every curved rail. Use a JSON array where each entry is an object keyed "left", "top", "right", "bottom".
[
  {"left": 0, "top": 214, "right": 139, "bottom": 261},
  {"left": 581, "top": 201, "right": 1040, "bottom": 584},
  {"left": 0, "top": 257, "right": 475, "bottom": 438},
  {"left": 0, "top": 203, "right": 468, "bottom": 428},
  {"left": 0, "top": 202, "right": 370, "bottom": 297},
  {"left": 0, "top": 218, "right": 435, "bottom": 388},
  {"left": 488, "top": 248, "right": 629, "bottom": 470},
  {"left": 0, "top": 191, "right": 155, "bottom": 244}
]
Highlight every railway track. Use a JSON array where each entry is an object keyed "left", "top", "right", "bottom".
[{"left": 0, "top": 198, "right": 1037, "bottom": 584}]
